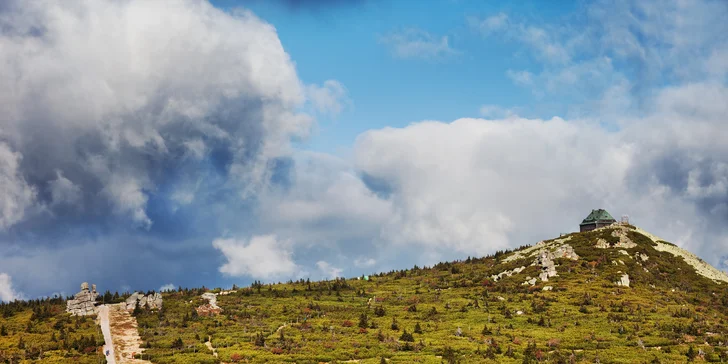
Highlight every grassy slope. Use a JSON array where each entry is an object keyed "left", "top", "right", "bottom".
[
  {"left": 0, "top": 297, "right": 106, "bottom": 363},
  {"left": 132, "top": 226, "right": 728, "bottom": 364},
  {"left": 1, "top": 226, "right": 726, "bottom": 363}
]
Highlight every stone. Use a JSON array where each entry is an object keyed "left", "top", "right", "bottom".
[
  {"left": 197, "top": 292, "right": 223, "bottom": 316},
  {"left": 534, "top": 251, "right": 558, "bottom": 282},
  {"left": 595, "top": 239, "right": 609, "bottom": 249},
  {"left": 611, "top": 228, "right": 637, "bottom": 248},
  {"left": 615, "top": 274, "right": 630, "bottom": 287},
  {"left": 125, "top": 291, "right": 163, "bottom": 311},
  {"left": 66, "top": 282, "right": 99, "bottom": 316},
  {"left": 636, "top": 253, "right": 649, "bottom": 261},
  {"left": 516, "top": 310, "right": 524, "bottom": 315},
  {"left": 542, "top": 286, "right": 553, "bottom": 291},
  {"left": 491, "top": 266, "right": 526, "bottom": 282}
]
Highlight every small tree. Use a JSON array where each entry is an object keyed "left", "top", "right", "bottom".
[
  {"left": 358, "top": 313, "right": 369, "bottom": 329},
  {"left": 390, "top": 317, "right": 399, "bottom": 331},
  {"left": 172, "top": 337, "right": 184, "bottom": 349},
  {"left": 399, "top": 329, "right": 414, "bottom": 342},
  {"left": 132, "top": 300, "right": 141, "bottom": 316},
  {"left": 686, "top": 345, "right": 697, "bottom": 361},
  {"left": 0, "top": 324, "right": 7, "bottom": 336},
  {"left": 374, "top": 306, "right": 386, "bottom": 317},
  {"left": 481, "top": 324, "right": 491, "bottom": 335},
  {"left": 414, "top": 322, "right": 423, "bottom": 334},
  {"left": 254, "top": 332, "right": 265, "bottom": 347}
]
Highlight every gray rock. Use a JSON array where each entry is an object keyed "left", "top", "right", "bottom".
[
  {"left": 66, "top": 282, "right": 99, "bottom": 316},
  {"left": 125, "top": 291, "right": 163, "bottom": 311}
]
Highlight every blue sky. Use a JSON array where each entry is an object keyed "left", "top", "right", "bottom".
[
  {"left": 0, "top": 0, "right": 727, "bottom": 300},
  {"left": 214, "top": 0, "right": 580, "bottom": 152}
]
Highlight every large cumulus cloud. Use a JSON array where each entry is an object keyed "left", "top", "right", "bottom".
[
  {"left": 0, "top": 0, "right": 344, "bottom": 298},
  {"left": 264, "top": 86, "right": 726, "bottom": 270}
]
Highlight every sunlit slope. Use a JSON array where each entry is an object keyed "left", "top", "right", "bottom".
[{"left": 131, "top": 224, "right": 728, "bottom": 364}]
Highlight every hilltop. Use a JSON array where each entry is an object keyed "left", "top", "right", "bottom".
[{"left": 1, "top": 223, "right": 728, "bottom": 363}]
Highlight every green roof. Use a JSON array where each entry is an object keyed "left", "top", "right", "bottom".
[{"left": 580, "top": 209, "right": 616, "bottom": 225}]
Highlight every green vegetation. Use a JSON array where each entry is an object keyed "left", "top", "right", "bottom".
[
  {"left": 0, "top": 297, "right": 107, "bottom": 363},
  {"left": 2, "top": 226, "right": 728, "bottom": 363}
]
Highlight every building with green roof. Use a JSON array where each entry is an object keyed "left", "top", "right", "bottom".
[{"left": 579, "top": 209, "right": 616, "bottom": 232}]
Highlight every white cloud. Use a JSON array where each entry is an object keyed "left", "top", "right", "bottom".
[
  {"left": 306, "top": 80, "right": 350, "bottom": 117},
  {"left": 470, "top": 14, "right": 568, "bottom": 64},
  {"left": 213, "top": 235, "right": 299, "bottom": 280},
  {"left": 49, "top": 170, "right": 82, "bottom": 207},
  {"left": 354, "top": 116, "right": 633, "bottom": 256},
  {"left": 505, "top": 70, "right": 534, "bottom": 86},
  {"left": 257, "top": 151, "right": 393, "bottom": 245},
  {"left": 0, "top": 273, "right": 24, "bottom": 302},
  {"left": 0, "top": 142, "right": 35, "bottom": 230},
  {"left": 354, "top": 257, "right": 376, "bottom": 268},
  {"left": 474, "top": 0, "right": 728, "bottom": 113},
  {"left": 0, "top": 0, "right": 311, "bottom": 228},
  {"left": 467, "top": 13, "right": 509, "bottom": 34},
  {"left": 479, "top": 104, "right": 517, "bottom": 119},
  {"left": 260, "top": 77, "right": 728, "bottom": 267},
  {"left": 159, "top": 283, "right": 175, "bottom": 292},
  {"left": 316, "top": 261, "right": 343, "bottom": 279},
  {"left": 379, "top": 28, "right": 458, "bottom": 60}
]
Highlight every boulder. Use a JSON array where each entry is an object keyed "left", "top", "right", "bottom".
[
  {"left": 615, "top": 274, "right": 630, "bottom": 287},
  {"left": 125, "top": 291, "right": 163, "bottom": 311},
  {"left": 66, "top": 282, "right": 99, "bottom": 316}
]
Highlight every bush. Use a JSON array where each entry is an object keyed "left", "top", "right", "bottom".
[{"left": 399, "top": 329, "right": 414, "bottom": 342}]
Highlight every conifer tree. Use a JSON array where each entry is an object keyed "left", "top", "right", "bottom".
[{"left": 414, "top": 322, "right": 423, "bottom": 334}]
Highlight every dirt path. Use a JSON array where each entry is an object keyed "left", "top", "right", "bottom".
[
  {"left": 107, "top": 303, "right": 151, "bottom": 363},
  {"left": 275, "top": 322, "right": 288, "bottom": 333},
  {"left": 97, "top": 305, "right": 116, "bottom": 364},
  {"left": 205, "top": 336, "right": 218, "bottom": 358}
]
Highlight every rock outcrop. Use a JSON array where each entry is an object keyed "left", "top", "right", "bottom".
[
  {"left": 491, "top": 266, "right": 526, "bottom": 282},
  {"left": 532, "top": 244, "right": 579, "bottom": 282},
  {"left": 196, "top": 292, "right": 223, "bottom": 316},
  {"left": 125, "top": 292, "right": 163, "bottom": 310},
  {"left": 596, "top": 226, "right": 637, "bottom": 249},
  {"left": 66, "top": 282, "right": 99, "bottom": 316},
  {"left": 615, "top": 273, "right": 630, "bottom": 287}
]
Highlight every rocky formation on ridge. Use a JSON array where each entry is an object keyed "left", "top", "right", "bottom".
[
  {"left": 196, "top": 292, "right": 223, "bottom": 316},
  {"left": 125, "top": 291, "right": 163, "bottom": 310},
  {"left": 66, "top": 282, "right": 99, "bottom": 316}
]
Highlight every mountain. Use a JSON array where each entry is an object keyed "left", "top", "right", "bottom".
[{"left": 1, "top": 223, "right": 728, "bottom": 363}]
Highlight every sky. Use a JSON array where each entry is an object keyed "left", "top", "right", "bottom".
[{"left": 1, "top": 0, "right": 727, "bottom": 301}]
